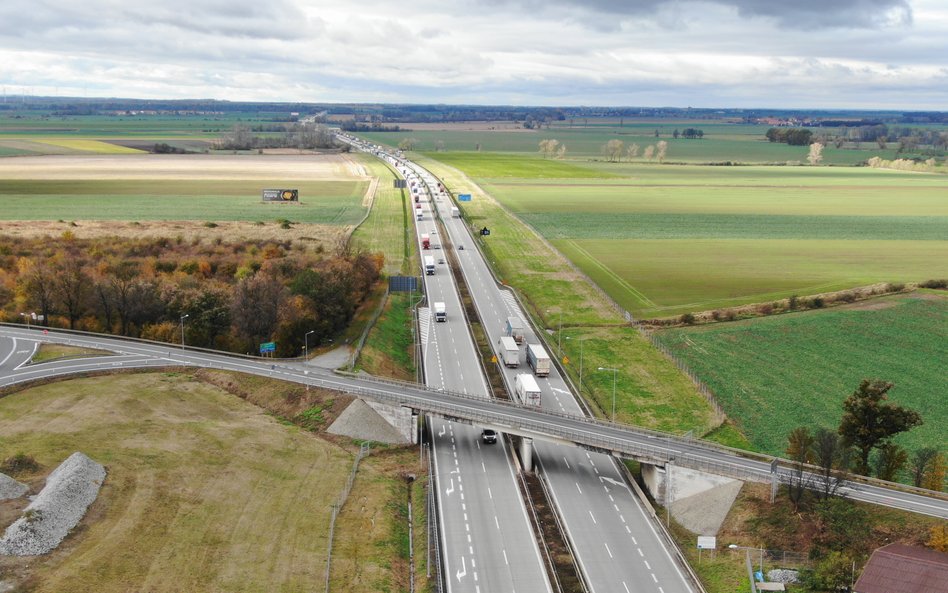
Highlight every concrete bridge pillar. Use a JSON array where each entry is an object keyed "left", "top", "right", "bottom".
[
  {"left": 519, "top": 437, "right": 534, "bottom": 473},
  {"left": 411, "top": 411, "right": 419, "bottom": 445}
]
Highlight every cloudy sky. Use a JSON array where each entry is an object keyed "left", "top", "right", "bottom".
[{"left": 1, "top": 0, "right": 946, "bottom": 109}]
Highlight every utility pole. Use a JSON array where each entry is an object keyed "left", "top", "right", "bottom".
[{"left": 179, "top": 314, "right": 188, "bottom": 349}]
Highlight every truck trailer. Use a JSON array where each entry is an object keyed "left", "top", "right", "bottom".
[
  {"left": 451, "top": 206, "right": 460, "bottom": 218},
  {"left": 505, "top": 316, "right": 525, "bottom": 344},
  {"left": 514, "top": 374, "right": 541, "bottom": 407},
  {"left": 424, "top": 255, "right": 435, "bottom": 275},
  {"left": 421, "top": 234, "right": 430, "bottom": 249},
  {"left": 526, "top": 343, "right": 551, "bottom": 377},
  {"left": 434, "top": 302, "right": 446, "bottom": 322},
  {"left": 497, "top": 336, "right": 520, "bottom": 368}
]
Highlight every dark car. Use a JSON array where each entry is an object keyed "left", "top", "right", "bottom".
[{"left": 481, "top": 429, "right": 497, "bottom": 444}]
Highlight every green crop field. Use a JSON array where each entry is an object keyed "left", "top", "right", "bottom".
[
  {"left": 359, "top": 123, "right": 922, "bottom": 165},
  {"left": 0, "top": 179, "right": 368, "bottom": 224},
  {"left": 424, "top": 153, "right": 948, "bottom": 317},
  {"left": 654, "top": 293, "right": 948, "bottom": 460}
]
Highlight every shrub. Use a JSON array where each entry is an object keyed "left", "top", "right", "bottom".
[
  {"left": 886, "top": 282, "right": 905, "bottom": 293},
  {"left": 810, "top": 297, "right": 825, "bottom": 309},
  {"left": 1, "top": 452, "right": 41, "bottom": 476},
  {"left": 788, "top": 295, "right": 799, "bottom": 310},
  {"left": 203, "top": 221, "right": 218, "bottom": 228},
  {"left": 757, "top": 303, "right": 774, "bottom": 315},
  {"left": 919, "top": 279, "right": 948, "bottom": 289},
  {"left": 680, "top": 312, "right": 696, "bottom": 325},
  {"left": 710, "top": 310, "right": 722, "bottom": 321}
]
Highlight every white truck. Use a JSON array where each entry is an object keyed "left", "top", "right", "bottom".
[
  {"left": 515, "top": 373, "right": 541, "bottom": 407},
  {"left": 497, "top": 336, "right": 520, "bottom": 368},
  {"left": 526, "top": 343, "right": 551, "bottom": 377},
  {"left": 451, "top": 206, "right": 460, "bottom": 218},
  {"left": 416, "top": 210, "right": 423, "bottom": 221},
  {"left": 424, "top": 255, "right": 435, "bottom": 275},
  {"left": 505, "top": 316, "right": 525, "bottom": 345},
  {"left": 434, "top": 301, "right": 446, "bottom": 322}
]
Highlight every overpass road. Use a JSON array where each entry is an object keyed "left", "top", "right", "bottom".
[{"left": 2, "top": 324, "right": 947, "bottom": 523}]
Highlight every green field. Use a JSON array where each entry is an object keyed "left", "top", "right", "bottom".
[
  {"left": 0, "top": 179, "right": 368, "bottom": 224},
  {"left": 427, "top": 154, "right": 948, "bottom": 317},
  {"left": 360, "top": 125, "right": 922, "bottom": 165},
  {"left": 654, "top": 293, "right": 948, "bottom": 460}
]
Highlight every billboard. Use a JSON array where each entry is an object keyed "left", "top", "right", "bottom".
[
  {"left": 262, "top": 189, "right": 299, "bottom": 202},
  {"left": 458, "top": 194, "right": 472, "bottom": 202}
]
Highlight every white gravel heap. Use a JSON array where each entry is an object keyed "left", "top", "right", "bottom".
[
  {"left": 0, "top": 452, "right": 106, "bottom": 556},
  {"left": 767, "top": 569, "right": 800, "bottom": 584},
  {"left": 0, "top": 473, "right": 28, "bottom": 501}
]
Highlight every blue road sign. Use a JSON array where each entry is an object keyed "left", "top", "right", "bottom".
[
  {"left": 259, "top": 341, "right": 276, "bottom": 353},
  {"left": 458, "top": 194, "right": 472, "bottom": 201}
]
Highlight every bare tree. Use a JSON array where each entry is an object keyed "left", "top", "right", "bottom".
[
  {"left": 656, "top": 140, "right": 668, "bottom": 163},
  {"left": 911, "top": 447, "right": 939, "bottom": 487},
  {"left": 55, "top": 256, "right": 91, "bottom": 330},
  {"left": 786, "top": 427, "right": 815, "bottom": 508},
  {"left": 643, "top": 145, "right": 655, "bottom": 162},
  {"left": 231, "top": 273, "right": 286, "bottom": 347},
  {"left": 555, "top": 144, "right": 567, "bottom": 159},
  {"left": 435, "top": 140, "right": 445, "bottom": 152},
  {"left": 602, "top": 139, "right": 624, "bottom": 162},
  {"left": 397, "top": 137, "right": 419, "bottom": 151},
  {"left": 626, "top": 143, "right": 640, "bottom": 161},
  {"left": 807, "top": 142, "right": 824, "bottom": 165},
  {"left": 538, "top": 139, "right": 560, "bottom": 159},
  {"left": 17, "top": 258, "right": 55, "bottom": 326},
  {"left": 812, "top": 428, "right": 850, "bottom": 500}
]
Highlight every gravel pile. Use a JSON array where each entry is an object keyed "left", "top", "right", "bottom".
[
  {"left": 0, "top": 473, "right": 28, "bottom": 501},
  {"left": 768, "top": 569, "right": 800, "bottom": 584},
  {"left": 0, "top": 452, "right": 106, "bottom": 556}
]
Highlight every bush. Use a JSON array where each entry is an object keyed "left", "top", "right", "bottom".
[
  {"left": 1, "top": 453, "right": 40, "bottom": 476},
  {"left": 757, "top": 303, "right": 774, "bottom": 315},
  {"left": 680, "top": 312, "right": 696, "bottom": 325},
  {"left": 886, "top": 282, "right": 905, "bottom": 293},
  {"left": 710, "top": 309, "right": 722, "bottom": 321},
  {"left": 920, "top": 279, "right": 948, "bottom": 289},
  {"left": 788, "top": 295, "right": 799, "bottom": 310},
  {"left": 810, "top": 297, "right": 825, "bottom": 309},
  {"left": 203, "top": 221, "right": 218, "bottom": 228}
]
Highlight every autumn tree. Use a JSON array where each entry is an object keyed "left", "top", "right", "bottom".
[
  {"left": 538, "top": 139, "right": 560, "bottom": 159},
  {"left": 929, "top": 523, "right": 948, "bottom": 552},
  {"left": 602, "top": 139, "right": 624, "bottom": 162},
  {"left": 626, "top": 143, "right": 640, "bottom": 161},
  {"left": 54, "top": 256, "right": 91, "bottom": 330},
  {"left": 923, "top": 452, "right": 946, "bottom": 491},
  {"left": 807, "top": 142, "right": 824, "bottom": 165},
  {"left": 17, "top": 258, "right": 55, "bottom": 326},
  {"left": 656, "top": 140, "right": 668, "bottom": 163},
  {"left": 231, "top": 273, "right": 286, "bottom": 348},
  {"left": 839, "top": 379, "right": 923, "bottom": 475},
  {"left": 873, "top": 442, "right": 908, "bottom": 482},
  {"left": 910, "top": 447, "right": 939, "bottom": 488},
  {"left": 643, "top": 145, "right": 655, "bottom": 161}
]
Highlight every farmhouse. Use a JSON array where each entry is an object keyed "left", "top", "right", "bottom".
[{"left": 853, "top": 544, "right": 948, "bottom": 593}]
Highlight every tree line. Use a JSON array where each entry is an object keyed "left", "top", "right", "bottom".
[
  {"left": 216, "top": 123, "right": 337, "bottom": 151},
  {"left": 1, "top": 235, "right": 382, "bottom": 357},
  {"left": 598, "top": 139, "right": 668, "bottom": 163}
]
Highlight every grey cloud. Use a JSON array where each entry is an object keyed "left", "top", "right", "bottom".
[{"left": 483, "top": 0, "right": 912, "bottom": 29}]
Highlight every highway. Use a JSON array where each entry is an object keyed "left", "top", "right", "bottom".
[
  {"left": 404, "top": 163, "right": 553, "bottom": 593},
  {"left": 403, "top": 158, "right": 695, "bottom": 593}
]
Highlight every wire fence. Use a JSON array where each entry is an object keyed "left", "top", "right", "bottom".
[
  {"left": 636, "top": 326, "right": 727, "bottom": 427},
  {"left": 325, "top": 442, "right": 370, "bottom": 593}
]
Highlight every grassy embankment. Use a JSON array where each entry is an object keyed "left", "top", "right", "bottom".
[
  {"left": 349, "top": 154, "right": 419, "bottom": 380},
  {"left": 30, "top": 344, "right": 111, "bottom": 363},
  {"left": 414, "top": 153, "right": 726, "bottom": 440},
  {"left": 0, "top": 371, "right": 428, "bottom": 593},
  {"left": 655, "top": 292, "right": 948, "bottom": 463}
]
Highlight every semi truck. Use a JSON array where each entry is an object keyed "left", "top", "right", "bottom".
[
  {"left": 421, "top": 234, "right": 430, "bottom": 249},
  {"left": 451, "top": 206, "right": 460, "bottom": 218},
  {"left": 505, "top": 316, "right": 525, "bottom": 344},
  {"left": 424, "top": 255, "right": 435, "bottom": 275},
  {"left": 434, "top": 302, "right": 446, "bottom": 322},
  {"left": 497, "top": 336, "right": 520, "bottom": 368},
  {"left": 526, "top": 343, "right": 551, "bottom": 377},
  {"left": 515, "top": 374, "right": 541, "bottom": 407}
]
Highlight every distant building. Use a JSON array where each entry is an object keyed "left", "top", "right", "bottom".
[{"left": 854, "top": 544, "right": 948, "bottom": 593}]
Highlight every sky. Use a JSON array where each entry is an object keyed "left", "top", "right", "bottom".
[{"left": 1, "top": 0, "right": 946, "bottom": 109}]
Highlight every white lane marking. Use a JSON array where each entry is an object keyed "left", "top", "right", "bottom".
[
  {"left": 600, "top": 476, "right": 629, "bottom": 489},
  {"left": 651, "top": 574, "right": 658, "bottom": 583},
  {"left": 445, "top": 479, "right": 455, "bottom": 496},
  {"left": 620, "top": 514, "right": 626, "bottom": 523},
  {"left": 623, "top": 583, "right": 631, "bottom": 593},
  {"left": 495, "top": 516, "right": 500, "bottom": 529},
  {"left": 456, "top": 556, "right": 467, "bottom": 582},
  {"left": 482, "top": 461, "right": 486, "bottom": 472},
  {"left": 632, "top": 536, "right": 637, "bottom": 545},
  {"left": 644, "top": 560, "right": 651, "bottom": 570},
  {"left": 503, "top": 549, "right": 509, "bottom": 565},
  {"left": 576, "top": 482, "right": 582, "bottom": 494},
  {"left": 626, "top": 526, "right": 632, "bottom": 533},
  {"left": 563, "top": 457, "right": 570, "bottom": 469},
  {"left": 0, "top": 338, "right": 19, "bottom": 367},
  {"left": 605, "top": 542, "right": 613, "bottom": 558},
  {"left": 588, "top": 510, "right": 597, "bottom": 524},
  {"left": 487, "top": 487, "right": 492, "bottom": 500},
  {"left": 638, "top": 548, "right": 644, "bottom": 557}
]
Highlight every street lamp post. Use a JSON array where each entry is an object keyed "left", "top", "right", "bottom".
[
  {"left": 19, "top": 312, "right": 31, "bottom": 328},
  {"left": 597, "top": 366, "right": 617, "bottom": 422},
  {"left": 180, "top": 314, "right": 188, "bottom": 350},
  {"left": 304, "top": 330, "right": 315, "bottom": 359},
  {"left": 728, "top": 544, "right": 765, "bottom": 575}
]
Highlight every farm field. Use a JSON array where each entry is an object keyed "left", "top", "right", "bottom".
[
  {"left": 426, "top": 153, "right": 948, "bottom": 318},
  {"left": 0, "top": 154, "right": 370, "bottom": 225},
  {"left": 654, "top": 292, "right": 948, "bottom": 461},
  {"left": 360, "top": 125, "right": 914, "bottom": 165}
]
